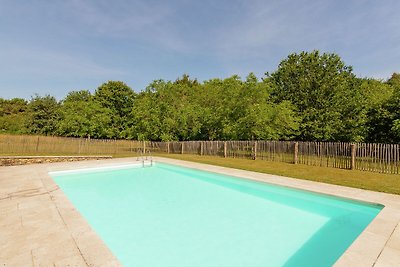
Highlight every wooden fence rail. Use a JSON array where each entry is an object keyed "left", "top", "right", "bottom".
[
  {"left": 0, "top": 134, "right": 141, "bottom": 156},
  {"left": 1, "top": 135, "right": 399, "bottom": 174},
  {"left": 149, "top": 141, "right": 400, "bottom": 175}
]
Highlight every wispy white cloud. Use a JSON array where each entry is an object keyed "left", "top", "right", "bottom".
[
  {"left": 67, "top": 0, "right": 168, "bottom": 34},
  {"left": 64, "top": 0, "right": 189, "bottom": 52},
  {"left": 206, "top": 0, "right": 400, "bottom": 79},
  {"left": 211, "top": 1, "right": 329, "bottom": 56},
  {"left": 0, "top": 44, "right": 127, "bottom": 78}
]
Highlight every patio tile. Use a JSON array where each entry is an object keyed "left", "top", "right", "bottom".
[
  {"left": 75, "top": 231, "right": 117, "bottom": 266},
  {"left": 386, "top": 223, "right": 400, "bottom": 250},
  {"left": 374, "top": 246, "right": 400, "bottom": 267},
  {"left": 0, "top": 251, "right": 33, "bottom": 267}
]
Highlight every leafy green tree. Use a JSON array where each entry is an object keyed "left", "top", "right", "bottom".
[
  {"left": 4, "top": 52, "right": 398, "bottom": 143},
  {"left": 361, "top": 78, "right": 394, "bottom": 143},
  {"left": 0, "top": 98, "right": 28, "bottom": 115},
  {"left": 26, "top": 95, "right": 59, "bottom": 135},
  {"left": 0, "top": 98, "right": 28, "bottom": 133},
  {"left": 387, "top": 73, "right": 400, "bottom": 88},
  {"left": 359, "top": 78, "right": 393, "bottom": 108},
  {"left": 130, "top": 76, "right": 203, "bottom": 141},
  {"left": 57, "top": 90, "right": 112, "bottom": 138},
  {"left": 234, "top": 74, "right": 299, "bottom": 140},
  {"left": 391, "top": 119, "right": 400, "bottom": 139},
  {"left": 269, "top": 50, "right": 365, "bottom": 141},
  {"left": 235, "top": 100, "right": 299, "bottom": 140},
  {"left": 129, "top": 85, "right": 163, "bottom": 141},
  {"left": 63, "top": 90, "right": 92, "bottom": 102},
  {"left": 129, "top": 74, "right": 299, "bottom": 141},
  {"left": 367, "top": 73, "right": 400, "bottom": 143},
  {"left": 168, "top": 81, "right": 202, "bottom": 141},
  {"left": 94, "top": 81, "right": 136, "bottom": 138},
  {"left": 198, "top": 76, "right": 243, "bottom": 140}
]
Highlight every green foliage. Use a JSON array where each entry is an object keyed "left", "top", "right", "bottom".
[
  {"left": 367, "top": 74, "right": 400, "bottom": 143},
  {"left": 387, "top": 73, "right": 400, "bottom": 89},
  {"left": 57, "top": 90, "right": 113, "bottom": 138},
  {"left": 359, "top": 78, "right": 393, "bottom": 108},
  {"left": 63, "top": 90, "right": 92, "bottom": 102},
  {"left": 269, "top": 51, "right": 366, "bottom": 142},
  {"left": 128, "top": 74, "right": 299, "bottom": 141},
  {"left": 1, "top": 52, "right": 399, "bottom": 143},
  {"left": 391, "top": 119, "right": 400, "bottom": 138},
  {"left": 94, "top": 81, "right": 136, "bottom": 138},
  {"left": 225, "top": 74, "right": 299, "bottom": 140},
  {"left": 0, "top": 98, "right": 28, "bottom": 133},
  {"left": 129, "top": 77, "right": 204, "bottom": 141},
  {"left": 26, "top": 95, "right": 59, "bottom": 135}
]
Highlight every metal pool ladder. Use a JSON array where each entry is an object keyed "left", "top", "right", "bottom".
[{"left": 136, "top": 149, "right": 153, "bottom": 167}]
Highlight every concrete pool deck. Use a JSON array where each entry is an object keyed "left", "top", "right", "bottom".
[{"left": 0, "top": 157, "right": 399, "bottom": 266}]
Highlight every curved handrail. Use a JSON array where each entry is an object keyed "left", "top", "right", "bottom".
[{"left": 136, "top": 148, "right": 153, "bottom": 167}]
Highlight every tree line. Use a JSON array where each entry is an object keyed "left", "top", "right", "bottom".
[{"left": 1, "top": 51, "right": 399, "bottom": 143}]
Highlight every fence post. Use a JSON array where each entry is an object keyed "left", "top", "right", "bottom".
[
  {"left": 253, "top": 141, "right": 257, "bottom": 160},
  {"left": 113, "top": 139, "right": 117, "bottom": 154},
  {"left": 35, "top": 136, "right": 40, "bottom": 152},
  {"left": 200, "top": 141, "right": 203, "bottom": 156},
  {"left": 78, "top": 138, "right": 82, "bottom": 154},
  {"left": 167, "top": 142, "right": 170, "bottom": 154},
  {"left": 351, "top": 143, "right": 356, "bottom": 170},
  {"left": 143, "top": 141, "right": 146, "bottom": 153},
  {"left": 294, "top": 142, "right": 299, "bottom": 164},
  {"left": 224, "top": 141, "right": 227, "bottom": 158},
  {"left": 181, "top": 142, "right": 184, "bottom": 154}
]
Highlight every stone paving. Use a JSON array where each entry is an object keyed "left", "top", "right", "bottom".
[{"left": 1, "top": 157, "right": 399, "bottom": 266}]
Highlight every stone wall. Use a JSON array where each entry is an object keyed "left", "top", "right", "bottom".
[{"left": 0, "top": 156, "right": 113, "bottom": 166}]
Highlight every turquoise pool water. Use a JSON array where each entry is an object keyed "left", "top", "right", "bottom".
[{"left": 51, "top": 163, "right": 383, "bottom": 267}]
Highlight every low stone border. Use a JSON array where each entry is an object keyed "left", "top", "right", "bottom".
[{"left": 0, "top": 156, "right": 113, "bottom": 166}]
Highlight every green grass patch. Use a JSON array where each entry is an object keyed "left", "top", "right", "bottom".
[{"left": 155, "top": 153, "right": 400, "bottom": 195}]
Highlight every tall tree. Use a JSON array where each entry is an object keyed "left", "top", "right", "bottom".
[
  {"left": 26, "top": 95, "right": 59, "bottom": 135},
  {"left": 130, "top": 76, "right": 203, "bottom": 141},
  {"left": 235, "top": 74, "right": 299, "bottom": 140},
  {"left": 387, "top": 72, "right": 400, "bottom": 88},
  {"left": 129, "top": 74, "right": 299, "bottom": 141},
  {"left": 269, "top": 50, "right": 365, "bottom": 141},
  {"left": 94, "top": 81, "right": 136, "bottom": 138},
  {"left": 0, "top": 98, "right": 28, "bottom": 133},
  {"left": 366, "top": 73, "right": 400, "bottom": 143},
  {"left": 57, "top": 90, "right": 112, "bottom": 138}
]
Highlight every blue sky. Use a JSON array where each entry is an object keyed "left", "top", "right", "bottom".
[{"left": 0, "top": 0, "right": 399, "bottom": 100}]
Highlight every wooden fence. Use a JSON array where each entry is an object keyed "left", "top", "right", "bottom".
[
  {"left": 0, "top": 134, "right": 142, "bottom": 156},
  {"left": 149, "top": 141, "right": 400, "bottom": 174},
  {"left": 1, "top": 135, "right": 399, "bottom": 174}
]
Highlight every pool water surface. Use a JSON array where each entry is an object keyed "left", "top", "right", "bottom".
[{"left": 50, "top": 163, "right": 383, "bottom": 267}]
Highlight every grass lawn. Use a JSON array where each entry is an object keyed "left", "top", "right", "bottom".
[{"left": 155, "top": 153, "right": 400, "bottom": 195}]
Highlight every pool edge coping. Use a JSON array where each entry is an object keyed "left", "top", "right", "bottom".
[{"left": 40, "top": 160, "right": 122, "bottom": 266}]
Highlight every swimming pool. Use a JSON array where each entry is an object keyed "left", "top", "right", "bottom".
[{"left": 50, "top": 163, "right": 383, "bottom": 267}]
